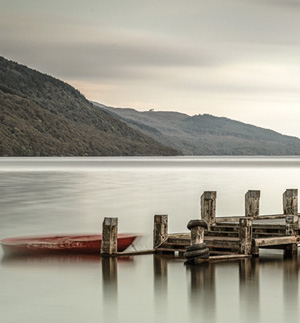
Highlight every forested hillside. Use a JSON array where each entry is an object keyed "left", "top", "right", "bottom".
[{"left": 0, "top": 56, "right": 178, "bottom": 156}]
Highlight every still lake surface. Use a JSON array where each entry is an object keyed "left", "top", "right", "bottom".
[{"left": 1, "top": 157, "right": 300, "bottom": 323}]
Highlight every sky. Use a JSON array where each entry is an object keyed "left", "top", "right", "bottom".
[{"left": 1, "top": 0, "right": 300, "bottom": 137}]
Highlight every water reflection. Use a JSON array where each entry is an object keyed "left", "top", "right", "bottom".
[
  {"left": 153, "top": 254, "right": 169, "bottom": 315},
  {"left": 1, "top": 253, "right": 101, "bottom": 266},
  {"left": 239, "top": 258, "right": 260, "bottom": 321},
  {"left": 283, "top": 258, "right": 299, "bottom": 321},
  {"left": 152, "top": 253, "right": 300, "bottom": 323},
  {"left": 186, "top": 262, "right": 216, "bottom": 322}
]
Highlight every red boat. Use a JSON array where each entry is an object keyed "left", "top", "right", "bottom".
[{"left": 1, "top": 233, "right": 137, "bottom": 256}]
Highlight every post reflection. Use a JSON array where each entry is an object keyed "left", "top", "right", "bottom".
[
  {"left": 283, "top": 257, "right": 299, "bottom": 320},
  {"left": 153, "top": 254, "right": 168, "bottom": 312},
  {"left": 239, "top": 258, "right": 260, "bottom": 321},
  {"left": 186, "top": 262, "right": 216, "bottom": 322},
  {"left": 101, "top": 257, "right": 118, "bottom": 292},
  {"left": 101, "top": 257, "right": 118, "bottom": 322}
]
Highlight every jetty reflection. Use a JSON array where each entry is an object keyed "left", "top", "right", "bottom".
[{"left": 152, "top": 252, "right": 300, "bottom": 322}]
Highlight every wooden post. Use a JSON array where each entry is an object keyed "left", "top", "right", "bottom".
[
  {"left": 245, "top": 190, "right": 260, "bottom": 218},
  {"left": 201, "top": 191, "right": 217, "bottom": 229},
  {"left": 286, "top": 215, "right": 298, "bottom": 236},
  {"left": 153, "top": 215, "right": 168, "bottom": 249},
  {"left": 239, "top": 217, "right": 253, "bottom": 255},
  {"left": 101, "top": 217, "right": 118, "bottom": 256},
  {"left": 283, "top": 189, "right": 298, "bottom": 216}
]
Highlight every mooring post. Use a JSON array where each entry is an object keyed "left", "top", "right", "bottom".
[
  {"left": 153, "top": 214, "right": 168, "bottom": 249},
  {"left": 191, "top": 224, "right": 205, "bottom": 245},
  {"left": 283, "top": 189, "right": 298, "bottom": 216},
  {"left": 187, "top": 220, "right": 208, "bottom": 245},
  {"left": 201, "top": 191, "right": 217, "bottom": 229},
  {"left": 239, "top": 217, "right": 253, "bottom": 255},
  {"left": 186, "top": 220, "right": 209, "bottom": 264},
  {"left": 101, "top": 217, "right": 118, "bottom": 257},
  {"left": 245, "top": 190, "right": 260, "bottom": 218}
]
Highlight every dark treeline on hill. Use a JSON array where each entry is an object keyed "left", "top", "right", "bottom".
[
  {"left": 0, "top": 56, "right": 178, "bottom": 156},
  {"left": 94, "top": 103, "right": 300, "bottom": 155}
]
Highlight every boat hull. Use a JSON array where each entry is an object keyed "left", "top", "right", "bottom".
[{"left": 1, "top": 233, "right": 137, "bottom": 256}]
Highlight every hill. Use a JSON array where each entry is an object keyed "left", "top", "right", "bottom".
[
  {"left": 94, "top": 103, "right": 300, "bottom": 155},
  {"left": 0, "top": 56, "right": 178, "bottom": 156}
]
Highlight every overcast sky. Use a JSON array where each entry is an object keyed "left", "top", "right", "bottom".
[{"left": 1, "top": 0, "right": 300, "bottom": 137}]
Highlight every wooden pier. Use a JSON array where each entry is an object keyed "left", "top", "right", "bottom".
[
  {"left": 153, "top": 189, "right": 300, "bottom": 263},
  {"left": 101, "top": 189, "right": 300, "bottom": 264}
]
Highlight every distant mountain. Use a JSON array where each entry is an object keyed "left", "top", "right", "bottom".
[
  {"left": 0, "top": 56, "right": 178, "bottom": 156},
  {"left": 94, "top": 103, "right": 300, "bottom": 155}
]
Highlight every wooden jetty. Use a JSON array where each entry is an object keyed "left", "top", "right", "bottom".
[
  {"left": 101, "top": 188, "right": 300, "bottom": 264},
  {"left": 153, "top": 189, "right": 300, "bottom": 263}
]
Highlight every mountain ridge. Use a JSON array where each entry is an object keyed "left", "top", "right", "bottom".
[{"left": 94, "top": 102, "right": 300, "bottom": 155}]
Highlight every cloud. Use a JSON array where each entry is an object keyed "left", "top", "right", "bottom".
[{"left": 255, "top": 0, "right": 300, "bottom": 7}]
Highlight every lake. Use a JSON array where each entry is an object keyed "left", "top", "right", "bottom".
[{"left": 0, "top": 157, "right": 300, "bottom": 323}]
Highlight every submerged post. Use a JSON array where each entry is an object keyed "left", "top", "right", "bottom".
[
  {"left": 201, "top": 191, "right": 217, "bottom": 229},
  {"left": 101, "top": 217, "right": 118, "bottom": 256},
  {"left": 239, "top": 217, "right": 253, "bottom": 255},
  {"left": 283, "top": 189, "right": 298, "bottom": 216},
  {"left": 245, "top": 190, "right": 260, "bottom": 218},
  {"left": 153, "top": 215, "right": 168, "bottom": 249}
]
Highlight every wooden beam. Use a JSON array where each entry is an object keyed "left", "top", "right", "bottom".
[{"left": 254, "top": 236, "right": 298, "bottom": 247}]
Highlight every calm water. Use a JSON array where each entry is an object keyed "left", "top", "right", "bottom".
[{"left": 0, "top": 157, "right": 300, "bottom": 323}]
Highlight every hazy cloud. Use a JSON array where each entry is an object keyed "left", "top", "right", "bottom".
[{"left": 1, "top": 0, "right": 300, "bottom": 137}]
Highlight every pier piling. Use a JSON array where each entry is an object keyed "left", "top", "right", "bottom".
[
  {"left": 239, "top": 218, "right": 253, "bottom": 255},
  {"left": 153, "top": 215, "right": 168, "bottom": 249},
  {"left": 245, "top": 190, "right": 260, "bottom": 218},
  {"left": 101, "top": 217, "right": 118, "bottom": 257},
  {"left": 283, "top": 189, "right": 298, "bottom": 216},
  {"left": 201, "top": 191, "right": 217, "bottom": 229}
]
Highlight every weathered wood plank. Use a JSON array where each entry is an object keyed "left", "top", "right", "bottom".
[
  {"left": 209, "top": 254, "right": 251, "bottom": 260},
  {"left": 254, "top": 236, "right": 299, "bottom": 247},
  {"left": 155, "top": 247, "right": 186, "bottom": 253},
  {"left": 117, "top": 249, "right": 155, "bottom": 256},
  {"left": 216, "top": 214, "right": 287, "bottom": 222}
]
